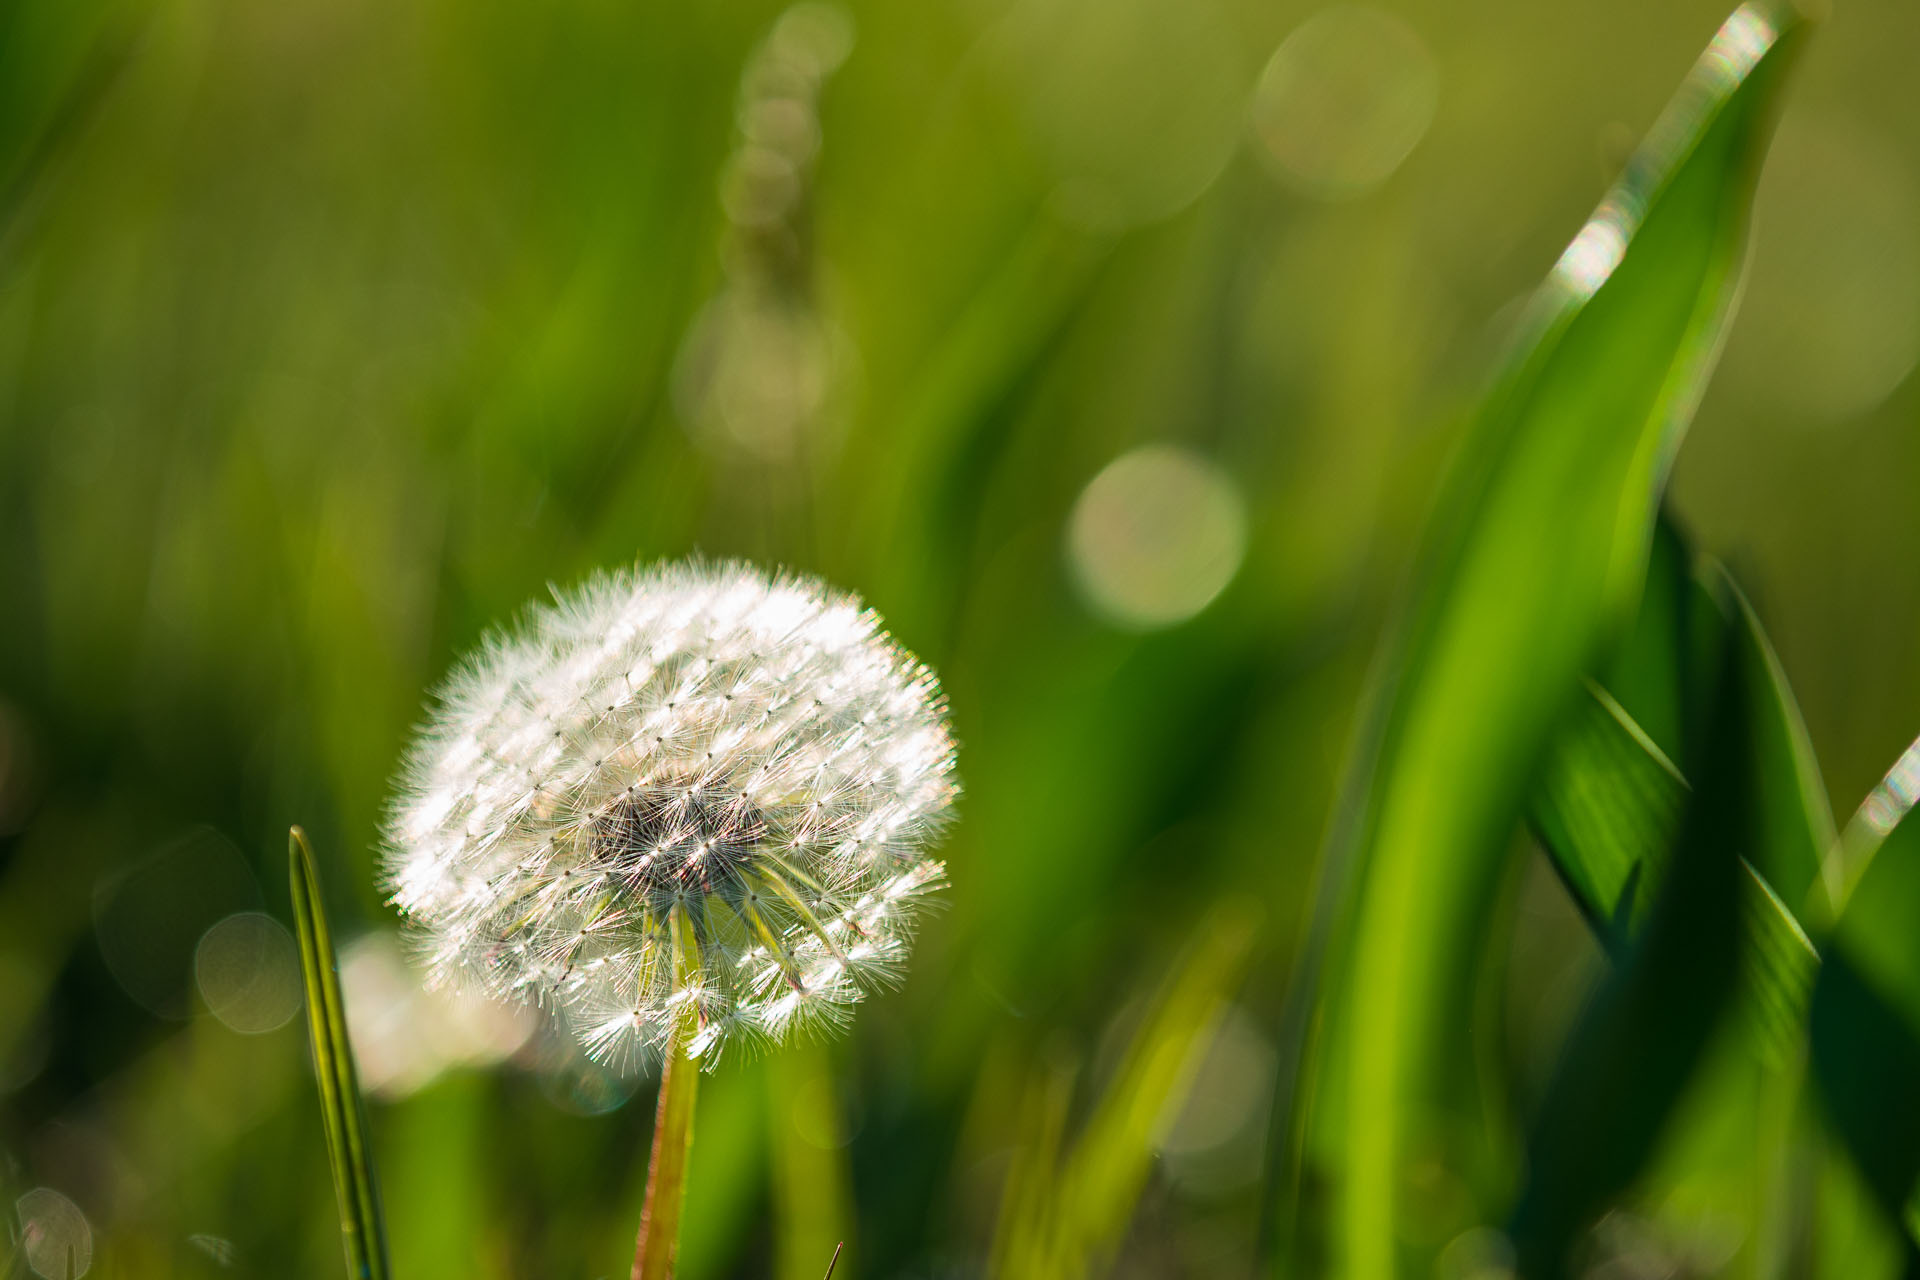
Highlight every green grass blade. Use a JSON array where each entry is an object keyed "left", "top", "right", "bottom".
[
  {"left": 1812, "top": 776, "right": 1920, "bottom": 1246},
  {"left": 986, "top": 1049, "right": 1075, "bottom": 1280},
  {"left": 1286, "top": 8, "right": 1807, "bottom": 1272},
  {"left": 1509, "top": 631, "right": 1754, "bottom": 1278},
  {"left": 1819, "top": 730, "right": 1920, "bottom": 921},
  {"left": 1532, "top": 683, "right": 1819, "bottom": 1056},
  {"left": 994, "top": 901, "right": 1255, "bottom": 1280},
  {"left": 1048, "top": 902, "right": 1255, "bottom": 1277},
  {"left": 1529, "top": 680, "right": 1687, "bottom": 949},
  {"left": 1529, "top": 555, "right": 1823, "bottom": 1061},
  {"left": 289, "top": 826, "right": 392, "bottom": 1280},
  {"left": 1720, "top": 570, "right": 1836, "bottom": 910},
  {"left": 1810, "top": 951, "right": 1920, "bottom": 1252}
]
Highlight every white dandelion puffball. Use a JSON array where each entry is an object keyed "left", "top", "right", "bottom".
[{"left": 384, "top": 560, "right": 957, "bottom": 1070}]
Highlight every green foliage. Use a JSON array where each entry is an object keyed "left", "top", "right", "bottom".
[
  {"left": 1287, "top": 7, "right": 1807, "bottom": 1273},
  {"left": 5, "top": 0, "right": 1920, "bottom": 1276},
  {"left": 1511, "top": 624, "right": 1754, "bottom": 1278}
]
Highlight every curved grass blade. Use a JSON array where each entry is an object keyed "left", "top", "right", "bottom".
[
  {"left": 289, "top": 826, "right": 392, "bottom": 1280},
  {"left": 1812, "top": 769, "right": 1920, "bottom": 1248},
  {"left": 1528, "top": 552, "right": 1823, "bottom": 1062},
  {"left": 1536, "top": 551, "right": 1920, "bottom": 1248},
  {"left": 1722, "top": 572, "right": 1835, "bottom": 911},
  {"left": 1818, "top": 730, "right": 1920, "bottom": 923},
  {"left": 1530, "top": 680, "right": 1687, "bottom": 951},
  {"left": 3, "top": 1192, "right": 23, "bottom": 1280},
  {"left": 1509, "top": 630, "right": 1753, "bottom": 1279},
  {"left": 1277, "top": 9, "right": 1809, "bottom": 1273}
]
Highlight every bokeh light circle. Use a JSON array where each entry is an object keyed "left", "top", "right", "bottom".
[
  {"left": 1068, "top": 444, "right": 1248, "bottom": 629},
  {"left": 15, "top": 1188, "right": 92, "bottom": 1279},
  {"left": 93, "top": 828, "right": 259, "bottom": 1020},
  {"left": 1721, "top": 111, "right": 1920, "bottom": 424},
  {"left": 994, "top": 0, "right": 1245, "bottom": 229},
  {"left": 195, "top": 911, "right": 303, "bottom": 1034},
  {"left": 1251, "top": 6, "right": 1439, "bottom": 199},
  {"left": 339, "top": 932, "right": 537, "bottom": 1099}
]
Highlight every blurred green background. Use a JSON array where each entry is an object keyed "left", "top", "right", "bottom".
[{"left": 0, "top": 0, "right": 1916, "bottom": 1276}]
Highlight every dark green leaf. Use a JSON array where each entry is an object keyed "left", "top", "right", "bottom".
[
  {"left": 1528, "top": 552, "right": 1822, "bottom": 1062},
  {"left": 1509, "top": 630, "right": 1753, "bottom": 1279},
  {"left": 1530, "top": 680, "right": 1685, "bottom": 950},
  {"left": 1812, "top": 754, "right": 1920, "bottom": 1248}
]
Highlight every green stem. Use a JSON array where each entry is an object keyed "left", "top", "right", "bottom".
[
  {"left": 634, "top": 909, "right": 702, "bottom": 1280},
  {"left": 631, "top": 1026, "right": 700, "bottom": 1280}
]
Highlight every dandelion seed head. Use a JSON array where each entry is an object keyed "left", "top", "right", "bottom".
[{"left": 384, "top": 560, "right": 957, "bottom": 1070}]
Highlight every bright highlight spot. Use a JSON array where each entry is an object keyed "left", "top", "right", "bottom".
[
  {"left": 15, "top": 1188, "right": 92, "bottom": 1279},
  {"left": 1161, "top": 1005, "right": 1276, "bottom": 1192},
  {"left": 340, "top": 932, "right": 536, "bottom": 1099},
  {"left": 1251, "top": 6, "right": 1439, "bottom": 199},
  {"left": 1702, "top": 5, "right": 1774, "bottom": 84},
  {"left": 195, "top": 912, "right": 302, "bottom": 1035},
  {"left": 93, "top": 828, "right": 259, "bottom": 1020},
  {"left": 1552, "top": 203, "right": 1630, "bottom": 296},
  {"left": 1069, "top": 444, "right": 1247, "bottom": 629}
]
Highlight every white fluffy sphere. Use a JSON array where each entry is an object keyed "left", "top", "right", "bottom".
[{"left": 384, "top": 560, "right": 957, "bottom": 1068}]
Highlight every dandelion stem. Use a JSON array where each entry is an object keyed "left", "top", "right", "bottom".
[{"left": 633, "top": 928, "right": 702, "bottom": 1280}]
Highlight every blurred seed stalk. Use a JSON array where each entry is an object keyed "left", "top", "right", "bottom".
[{"left": 674, "top": 3, "right": 857, "bottom": 480}]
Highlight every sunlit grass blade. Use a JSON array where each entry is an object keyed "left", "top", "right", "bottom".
[
  {"left": 1509, "top": 630, "right": 1753, "bottom": 1278},
  {"left": 1277, "top": 7, "right": 1808, "bottom": 1272},
  {"left": 288, "top": 826, "right": 392, "bottom": 1280},
  {"left": 1818, "top": 731, "right": 1920, "bottom": 922},
  {"left": 1047, "top": 902, "right": 1255, "bottom": 1277},
  {"left": 993, "top": 900, "right": 1255, "bottom": 1280},
  {"left": 986, "top": 1047, "right": 1075, "bottom": 1280}
]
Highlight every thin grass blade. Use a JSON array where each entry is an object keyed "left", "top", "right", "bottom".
[
  {"left": 1047, "top": 901, "right": 1256, "bottom": 1278},
  {"left": 289, "top": 826, "right": 392, "bottom": 1280}
]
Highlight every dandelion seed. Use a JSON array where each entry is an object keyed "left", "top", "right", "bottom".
[{"left": 384, "top": 560, "right": 957, "bottom": 1070}]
